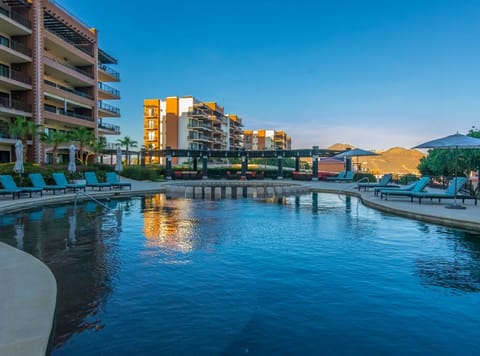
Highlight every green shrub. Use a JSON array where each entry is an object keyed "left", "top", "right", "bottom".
[
  {"left": 354, "top": 173, "right": 376, "bottom": 183},
  {"left": 121, "top": 166, "right": 165, "bottom": 181}
]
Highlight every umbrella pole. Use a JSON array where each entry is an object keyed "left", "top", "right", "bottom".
[{"left": 446, "top": 146, "right": 466, "bottom": 209}]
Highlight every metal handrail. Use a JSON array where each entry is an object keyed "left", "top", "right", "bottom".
[
  {"left": 337, "top": 176, "right": 371, "bottom": 198},
  {"left": 74, "top": 190, "right": 111, "bottom": 211}
]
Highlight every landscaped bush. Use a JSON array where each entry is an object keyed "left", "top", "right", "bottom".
[
  {"left": 397, "top": 174, "right": 420, "bottom": 185},
  {"left": 353, "top": 173, "right": 376, "bottom": 183},
  {"left": 121, "top": 166, "right": 165, "bottom": 181}
]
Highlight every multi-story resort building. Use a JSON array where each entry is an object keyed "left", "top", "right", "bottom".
[
  {"left": 243, "top": 129, "right": 291, "bottom": 150},
  {"left": 144, "top": 96, "right": 243, "bottom": 164},
  {"left": 0, "top": 0, "right": 121, "bottom": 163}
]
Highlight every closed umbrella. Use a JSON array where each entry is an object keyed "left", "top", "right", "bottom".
[
  {"left": 414, "top": 133, "right": 480, "bottom": 209},
  {"left": 115, "top": 145, "right": 123, "bottom": 173},
  {"left": 68, "top": 144, "right": 76, "bottom": 174},
  {"left": 13, "top": 140, "right": 24, "bottom": 174}
]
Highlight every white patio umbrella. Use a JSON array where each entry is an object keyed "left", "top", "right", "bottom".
[
  {"left": 13, "top": 140, "right": 24, "bottom": 174},
  {"left": 413, "top": 133, "right": 480, "bottom": 209},
  {"left": 115, "top": 145, "right": 123, "bottom": 173},
  {"left": 67, "top": 144, "right": 76, "bottom": 174}
]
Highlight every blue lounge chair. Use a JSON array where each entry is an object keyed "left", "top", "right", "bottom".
[
  {"left": 326, "top": 171, "right": 346, "bottom": 181},
  {"left": 411, "top": 177, "right": 476, "bottom": 204},
  {"left": 374, "top": 180, "right": 418, "bottom": 196},
  {"left": 0, "top": 175, "right": 42, "bottom": 197},
  {"left": 84, "top": 171, "right": 112, "bottom": 191},
  {"left": 336, "top": 171, "right": 355, "bottom": 182},
  {"left": 0, "top": 187, "right": 21, "bottom": 199},
  {"left": 357, "top": 173, "right": 396, "bottom": 191},
  {"left": 52, "top": 173, "right": 86, "bottom": 192},
  {"left": 106, "top": 172, "right": 131, "bottom": 190},
  {"left": 29, "top": 173, "right": 66, "bottom": 195},
  {"left": 378, "top": 177, "right": 431, "bottom": 200}
]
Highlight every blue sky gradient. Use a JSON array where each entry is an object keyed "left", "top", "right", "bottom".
[{"left": 58, "top": 0, "right": 480, "bottom": 149}]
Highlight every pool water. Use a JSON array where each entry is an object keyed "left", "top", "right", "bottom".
[{"left": 1, "top": 193, "right": 480, "bottom": 355}]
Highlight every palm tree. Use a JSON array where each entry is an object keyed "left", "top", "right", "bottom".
[
  {"left": 69, "top": 127, "right": 94, "bottom": 166},
  {"left": 8, "top": 116, "right": 43, "bottom": 161},
  {"left": 88, "top": 136, "right": 107, "bottom": 164},
  {"left": 117, "top": 136, "right": 138, "bottom": 166},
  {"left": 40, "top": 130, "right": 68, "bottom": 164}
]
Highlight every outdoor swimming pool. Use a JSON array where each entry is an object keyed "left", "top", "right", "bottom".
[{"left": 1, "top": 193, "right": 480, "bottom": 354}]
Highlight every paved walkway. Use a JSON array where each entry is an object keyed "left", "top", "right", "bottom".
[{"left": 1, "top": 178, "right": 478, "bottom": 355}]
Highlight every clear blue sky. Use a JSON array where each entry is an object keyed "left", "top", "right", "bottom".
[{"left": 58, "top": 0, "right": 480, "bottom": 150}]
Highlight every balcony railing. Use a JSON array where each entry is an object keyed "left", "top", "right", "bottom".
[
  {"left": 98, "top": 82, "right": 120, "bottom": 97},
  {"left": 44, "top": 104, "right": 93, "bottom": 122},
  {"left": 0, "top": 6, "right": 31, "bottom": 29},
  {"left": 10, "top": 38, "right": 31, "bottom": 57},
  {"left": 98, "top": 122, "right": 120, "bottom": 133},
  {"left": 0, "top": 96, "right": 31, "bottom": 112},
  {"left": 188, "top": 122, "right": 212, "bottom": 130},
  {"left": 98, "top": 101, "right": 120, "bottom": 115},
  {"left": 44, "top": 79, "right": 93, "bottom": 100},
  {"left": 0, "top": 65, "right": 31, "bottom": 84},
  {"left": 0, "top": 35, "right": 31, "bottom": 57},
  {"left": 44, "top": 55, "right": 94, "bottom": 79},
  {"left": 98, "top": 64, "right": 120, "bottom": 80},
  {"left": 188, "top": 133, "right": 212, "bottom": 142}
]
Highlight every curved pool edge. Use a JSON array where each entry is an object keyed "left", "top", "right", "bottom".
[
  {"left": 310, "top": 186, "right": 480, "bottom": 232},
  {"left": 0, "top": 242, "right": 57, "bottom": 356}
]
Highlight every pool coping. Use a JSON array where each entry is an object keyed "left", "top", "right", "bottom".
[
  {"left": 0, "top": 242, "right": 57, "bottom": 356},
  {"left": 1, "top": 179, "right": 479, "bottom": 354}
]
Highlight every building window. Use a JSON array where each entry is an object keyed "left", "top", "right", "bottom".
[
  {"left": 148, "top": 131, "right": 155, "bottom": 141},
  {"left": 0, "top": 64, "right": 9, "bottom": 78},
  {"left": 148, "top": 120, "right": 155, "bottom": 128}
]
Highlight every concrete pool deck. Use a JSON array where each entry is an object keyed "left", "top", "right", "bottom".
[{"left": 1, "top": 178, "right": 479, "bottom": 355}]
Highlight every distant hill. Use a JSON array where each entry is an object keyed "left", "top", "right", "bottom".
[
  {"left": 328, "top": 143, "right": 355, "bottom": 151},
  {"left": 327, "top": 144, "right": 425, "bottom": 175}
]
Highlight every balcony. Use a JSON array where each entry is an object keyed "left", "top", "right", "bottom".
[
  {"left": 188, "top": 122, "right": 212, "bottom": 131},
  {"left": 98, "top": 121, "right": 120, "bottom": 135},
  {"left": 43, "top": 12, "right": 94, "bottom": 58},
  {"left": 43, "top": 55, "right": 95, "bottom": 87},
  {"left": 44, "top": 104, "right": 95, "bottom": 126},
  {"left": 98, "top": 64, "right": 120, "bottom": 82},
  {"left": 0, "top": 96, "right": 31, "bottom": 116},
  {"left": 98, "top": 101, "right": 120, "bottom": 117},
  {"left": 0, "top": 6, "right": 31, "bottom": 36},
  {"left": 188, "top": 133, "right": 212, "bottom": 143},
  {"left": 0, "top": 65, "right": 32, "bottom": 90},
  {"left": 0, "top": 35, "right": 31, "bottom": 63},
  {"left": 98, "top": 82, "right": 120, "bottom": 100},
  {"left": 44, "top": 79, "right": 94, "bottom": 103}
]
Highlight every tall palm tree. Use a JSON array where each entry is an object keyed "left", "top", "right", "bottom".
[
  {"left": 69, "top": 127, "right": 94, "bottom": 166},
  {"left": 117, "top": 136, "right": 138, "bottom": 166},
  {"left": 40, "top": 130, "right": 68, "bottom": 164},
  {"left": 8, "top": 116, "right": 43, "bottom": 161}
]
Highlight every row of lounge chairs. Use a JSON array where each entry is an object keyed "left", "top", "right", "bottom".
[
  {"left": 0, "top": 172, "right": 131, "bottom": 199},
  {"left": 359, "top": 174, "right": 476, "bottom": 205}
]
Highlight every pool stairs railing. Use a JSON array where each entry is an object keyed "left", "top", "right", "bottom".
[
  {"left": 73, "top": 190, "right": 112, "bottom": 211},
  {"left": 337, "top": 176, "right": 371, "bottom": 198}
]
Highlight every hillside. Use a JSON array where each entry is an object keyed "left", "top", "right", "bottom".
[{"left": 328, "top": 145, "right": 425, "bottom": 175}]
